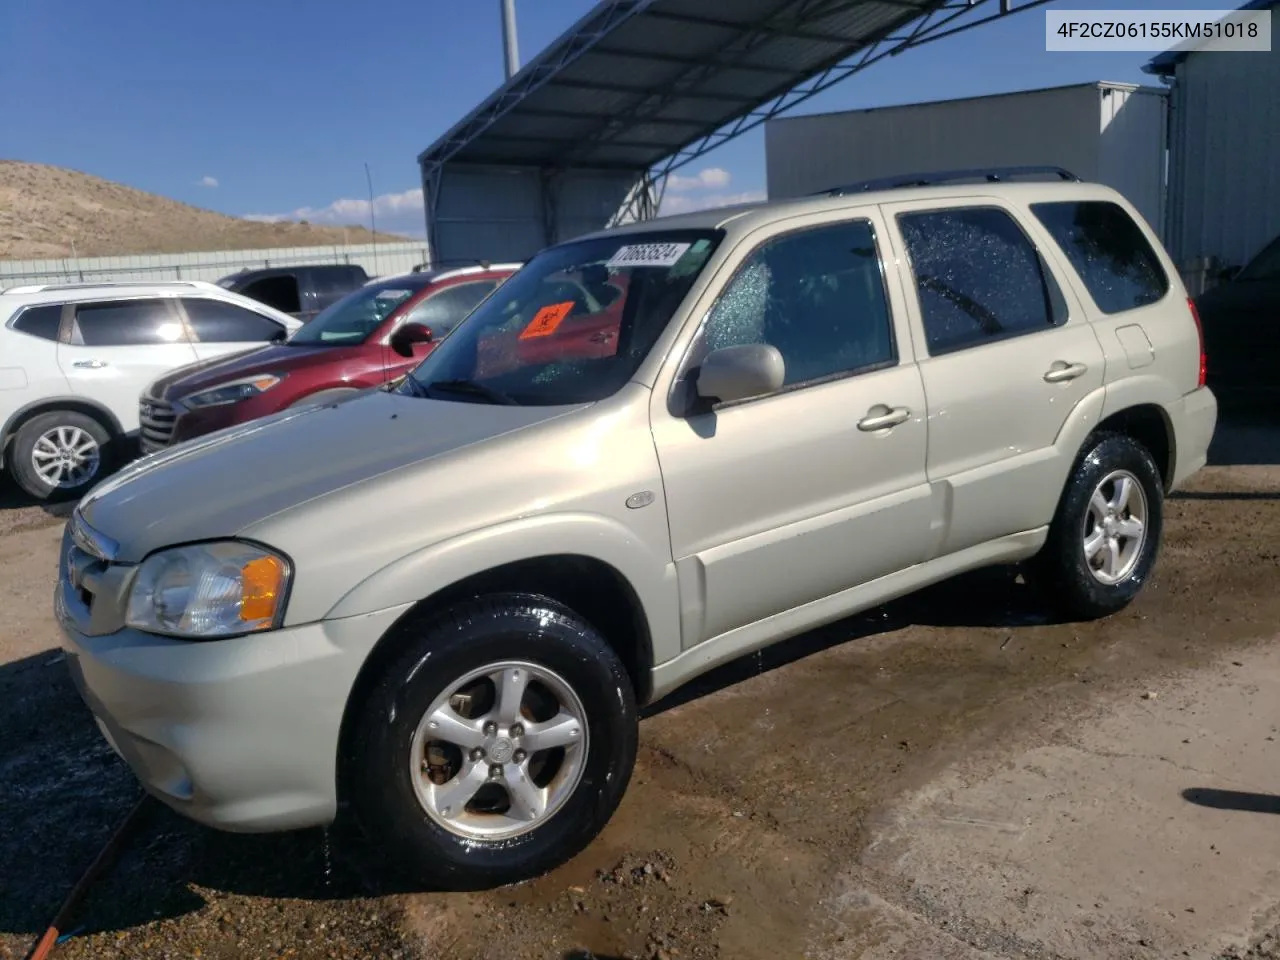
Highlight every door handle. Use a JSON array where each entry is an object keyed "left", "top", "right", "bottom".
[
  {"left": 1043, "top": 361, "right": 1088, "bottom": 383},
  {"left": 72, "top": 359, "right": 108, "bottom": 369},
  {"left": 857, "top": 405, "right": 911, "bottom": 432}
]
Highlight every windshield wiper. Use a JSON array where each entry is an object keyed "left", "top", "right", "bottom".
[{"left": 425, "top": 379, "right": 517, "bottom": 405}]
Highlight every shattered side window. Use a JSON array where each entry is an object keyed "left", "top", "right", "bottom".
[
  {"left": 898, "top": 206, "right": 1066, "bottom": 355},
  {"left": 697, "top": 219, "right": 896, "bottom": 388},
  {"left": 1031, "top": 200, "right": 1169, "bottom": 314}
]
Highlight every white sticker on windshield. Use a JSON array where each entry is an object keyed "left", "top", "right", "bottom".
[
  {"left": 375, "top": 289, "right": 411, "bottom": 300},
  {"left": 606, "top": 242, "right": 691, "bottom": 269}
]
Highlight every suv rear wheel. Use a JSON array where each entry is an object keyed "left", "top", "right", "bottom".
[
  {"left": 8, "top": 411, "right": 114, "bottom": 502},
  {"left": 349, "top": 593, "right": 638, "bottom": 890},
  {"left": 1029, "top": 431, "right": 1164, "bottom": 620}
]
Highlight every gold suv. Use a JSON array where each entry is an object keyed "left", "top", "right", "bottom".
[{"left": 56, "top": 171, "right": 1217, "bottom": 890}]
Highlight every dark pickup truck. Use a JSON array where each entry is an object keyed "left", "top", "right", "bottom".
[{"left": 217, "top": 263, "right": 370, "bottom": 322}]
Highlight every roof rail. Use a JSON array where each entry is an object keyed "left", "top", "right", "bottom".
[
  {"left": 1, "top": 279, "right": 224, "bottom": 296},
  {"left": 818, "top": 166, "right": 1081, "bottom": 197}
]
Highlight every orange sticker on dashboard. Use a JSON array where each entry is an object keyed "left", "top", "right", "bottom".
[{"left": 519, "top": 301, "right": 574, "bottom": 340}]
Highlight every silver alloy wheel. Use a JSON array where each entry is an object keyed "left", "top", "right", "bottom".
[
  {"left": 409, "top": 659, "right": 589, "bottom": 842},
  {"left": 30, "top": 426, "right": 101, "bottom": 489},
  {"left": 1082, "top": 468, "right": 1148, "bottom": 585}
]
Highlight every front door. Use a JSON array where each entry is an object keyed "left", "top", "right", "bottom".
[
  {"left": 882, "top": 199, "right": 1107, "bottom": 557},
  {"left": 650, "top": 213, "right": 932, "bottom": 649},
  {"left": 57, "top": 298, "right": 199, "bottom": 433}
]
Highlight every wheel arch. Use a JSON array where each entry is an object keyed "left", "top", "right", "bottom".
[
  {"left": 1094, "top": 403, "right": 1175, "bottom": 491},
  {"left": 0, "top": 396, "right": 124, "bottom": 467},
  {"left": 334, "top": 554, "right": 655, "bottom": 808}
]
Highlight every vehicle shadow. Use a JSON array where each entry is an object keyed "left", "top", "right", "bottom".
[
  {"left": 0, "top": 478, "right": 77, "bottom": 519},
  {"left": 0, "top": 566, "right": 1047, "bottom": 940}
]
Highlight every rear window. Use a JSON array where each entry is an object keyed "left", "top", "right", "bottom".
[
  {"left": 1031, "top": 201, "right": 1169, "bottom": 314},
  {"left": 10, "top": 304, "right": 62, "bottom": 341}
]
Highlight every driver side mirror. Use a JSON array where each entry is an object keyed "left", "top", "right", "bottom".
[
  {"left": 695, "top": 344, "right": 785, "bottom": 406},
  {"left": 390, "top": 322, "right": 433, "bottom": 358}
]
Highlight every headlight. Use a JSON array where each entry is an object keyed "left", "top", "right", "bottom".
[
  {"left": 126, "top": 541, "right": 290, "bottom": 638},
  {"left": 182, "top": 374, "right": 283, "bottom": 408}
]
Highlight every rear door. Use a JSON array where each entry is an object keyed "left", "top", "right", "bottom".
[
  {"left": 237, "top": 273, "right": 302, "bottom": 319},
  {"left": 882, "top": 198, "right": 1106, "bottom": 557},
  {"left": 0, "top": 304, "right": 71, "bottom": 420},
  {"left": 57, "top": 298, "right": 199, "bottom": 432},
  {"left": 178, "top": 297, "right": 290, "bottom": 360},
  {"left": 306, "top": 268, "right": 362, "bottom": 320}
]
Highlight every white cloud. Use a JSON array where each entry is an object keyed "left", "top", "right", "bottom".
[
  {"left": 243, "top": 187, "right": 426, "bottom": 235},
  {"left": 660, "top": 189, "right": 767, "bottom": 216},
  {"left": 665, "top": 167, "right": 732, "bottom": 193},
  {"left": 197, "top": 175, "right": 219, "bottom": 188}
]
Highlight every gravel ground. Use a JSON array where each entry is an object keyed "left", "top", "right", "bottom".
[{"left": 0, "top": 413, "right": 1277, "bottom": 960}]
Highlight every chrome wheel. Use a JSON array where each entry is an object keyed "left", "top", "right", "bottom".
[
  {"left": 1083, "top": 468, "right": 1148, "bottom": 585},
  {"left": 30, "top": 426, "right": 100, "bottom": 489},
  {"left": 410, "top": 660, "right": 588, "bottom": 842}
]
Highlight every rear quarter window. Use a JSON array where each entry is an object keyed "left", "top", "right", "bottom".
[
  {"left": 1031, "top": 200, "right": 1169, "bottom": 314},
  {"left": 10, "top": 304, "right": 63, "bottom": 341}
]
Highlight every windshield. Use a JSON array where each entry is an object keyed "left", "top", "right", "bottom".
[
  {"left": 289, "top": 276, "right": 431, "bottom": 345},
  {"left": 400, "top": 230, "right": 722, "bottom": 406},
  {"left": 1237, "top": 235, "right": 1280, "bottom": 282}
]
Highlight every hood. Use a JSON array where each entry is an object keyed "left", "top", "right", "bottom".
[
  {"left": 77, "top": 389, "right": 584, "bottom": 561},
  {"left": 149, "top": 343, "right": 369, "bottom": 400}
]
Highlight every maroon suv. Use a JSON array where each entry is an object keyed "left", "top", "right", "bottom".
[{"left": 139, "top": 264, "right": 518, "bottom": 452}]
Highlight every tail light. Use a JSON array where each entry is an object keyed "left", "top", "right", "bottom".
[{"left": 1187, "top": 297, "right": 1207, "bottom": 388}]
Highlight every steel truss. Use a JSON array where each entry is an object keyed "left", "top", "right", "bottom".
[{"left": 610, "top": 0, "right": 1055, "bottom": 222}]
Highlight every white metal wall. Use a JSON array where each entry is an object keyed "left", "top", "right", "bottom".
[
  {"left": 765, "top": 82, "right": 1167, "bottom": 234},
  {"left": 1097, "top": 84, "right": 1168, "bottom": 238},
  {"left": 1165, "top": 11, "right": 1280, "bottom": 268},
  {"left": 0, "top": 242, "right": 430, "bottom": 289}
]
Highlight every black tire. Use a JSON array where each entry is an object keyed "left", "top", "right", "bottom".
[
  {"left": 7, "top": 410, "right": 114, "bottom": 502},
  {"left": 349, "top": 593, "right": 638, "bottom": 890},
  {"left": 1028, "top": 431, "right": 1164, "bottom": 620}
]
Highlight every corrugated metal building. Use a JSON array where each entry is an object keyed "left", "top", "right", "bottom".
[
  {"left": 1145, "top": 0, "right": 1280, "bottom": 272},
  {"left": 765, "top": 81, "right": 1168, "bottom": 235}
]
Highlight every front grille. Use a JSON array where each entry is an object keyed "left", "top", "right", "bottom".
[{"left": 139, "top": 396, "right": 177, "bottom": 452}]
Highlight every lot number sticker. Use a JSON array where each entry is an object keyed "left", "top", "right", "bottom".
[
  {"left": 606, "top": 242, "right": 691, "bottom": 269},
  {"left": 519, "top": 301, "right": 575, "bottom": 340}
]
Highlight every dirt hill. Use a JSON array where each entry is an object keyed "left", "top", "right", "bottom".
[{"left": 0, "top": 160, "right": 407, "bottom": 261}]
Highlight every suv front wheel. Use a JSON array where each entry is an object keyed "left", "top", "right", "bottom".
[
  {"left": 349, "top": 593, "right": 638, "bottom": 890},
  {"left": 1030, "top": 431, "right": 1165, "bottom": 620}
]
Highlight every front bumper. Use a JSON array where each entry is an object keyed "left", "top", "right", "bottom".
[
  {"left": 56, "top": 570, "right": 411, "bottom": 832},
  {"left": 1168, "top": 385, "right": 1218, "bottom": 491}
]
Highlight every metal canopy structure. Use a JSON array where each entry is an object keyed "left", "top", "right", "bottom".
[{"left": 418, "top": 0, "right": 1054, "bottom": 264}]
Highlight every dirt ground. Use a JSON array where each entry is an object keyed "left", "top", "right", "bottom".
[{"left": 1, "top": 414, "right": 1278, "bottom": 960}]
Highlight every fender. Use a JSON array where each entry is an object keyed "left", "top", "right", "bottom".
[
  {"left": 1, "top": 394, "right": 126, "bottom": 443},
  {"left": 323, "top": 511, "right": 684, "bottom": 667},
  {"left": 1098, "top": 374, "right": 1180, "bottom": 423}
]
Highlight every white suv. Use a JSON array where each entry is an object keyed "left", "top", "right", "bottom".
[{"left": 0, "top": 280, "right": 300, "bottom": 500}]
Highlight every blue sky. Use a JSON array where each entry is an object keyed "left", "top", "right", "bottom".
[{"left": 0, "top": 0, "right": 1209, "bottom": 238}]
